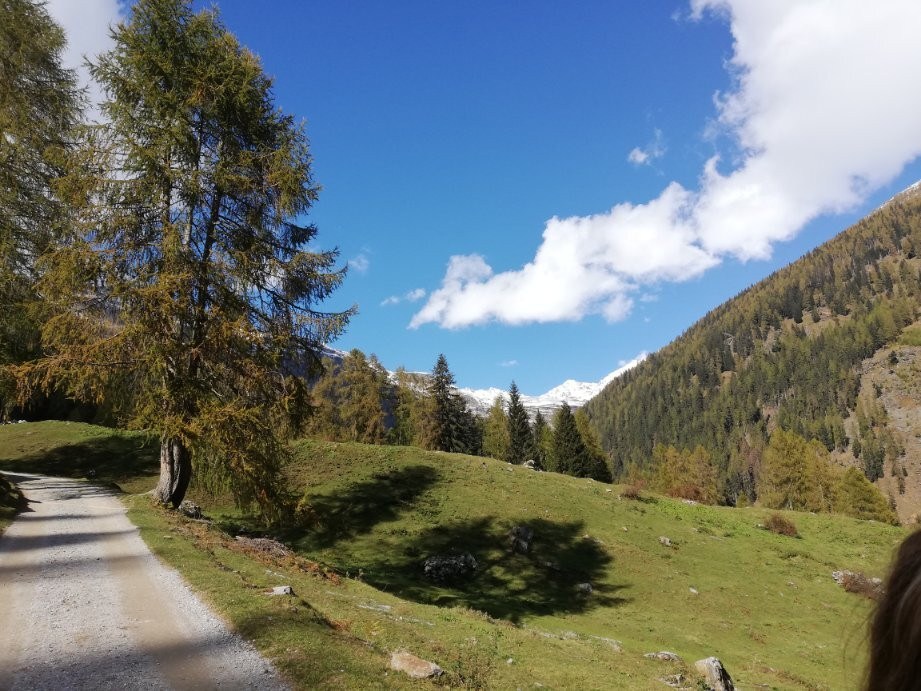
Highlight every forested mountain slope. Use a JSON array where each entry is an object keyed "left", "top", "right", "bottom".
[{"left": 585, "top": 185, "right": 921, "bottom": 517}]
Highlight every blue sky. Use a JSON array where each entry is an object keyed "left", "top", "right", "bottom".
[{"left": 49, "top": 1, "right": 921, "bottom": 394}]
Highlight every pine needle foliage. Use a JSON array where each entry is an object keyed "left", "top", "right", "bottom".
[
  {"left": 0, "top": 0, "right": 80, "bottom": 402},
  {"left": 307, "top": 350, "right": 390, "bottom": 444},
  {"left": 505, "top": 381, "right": 531, "bottom": 464},
  {"left": 12, "top": 0, "right": 353, "bottom": 517},
  {"left": 421, "top": 354, "right": 479, "bottom": 454},
  {"left": 552, "top": 403, "right": 610, "bottom": 481}
]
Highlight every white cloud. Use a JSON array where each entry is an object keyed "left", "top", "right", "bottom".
[
  {"left": 499, "top": 359, "right": 518, "bottom": 368},
  {"left": 412, "top": 0, "right": 921, "bottom": 329},
  {"left": 381, "top": 288, "right": 426, "bottom": 307},
  {"left": 410, "top": 184, "right": 715, "bottom": 328},
  {"left": 348, "top": 253, "right": 370, "bottom": 274},
  {"left": 45, "top": 0, "right": 124, "bottom": 120},
  {"left": 627, "top": 128, "right": 666, "bottom": 166}
]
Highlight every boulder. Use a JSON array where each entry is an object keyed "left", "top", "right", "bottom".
[
  {"left": 577, "top": 582, "right": 593, "bottom": 595},
  {"left": 422, "top": 553, "right": 477, "bottom": 583},
  {"left": 694, "top": 657, "right": 734, "bottom": 691},
  {"left": 658, "top": 536, "right": 672, "bottom": 547},
  {"left": 523, "top": 459, "right": 540, "bottom": 470},
  {"left": 266, "top": 585, "right": 293, "bottom": 596},
  {"left": 178, "top": 500, "right": 203, "bottom": 519},
  {"left": 508, "top": 525, "right": 534, "bottom": 553},
  {"left": 644, "top": 651, "right": 681, "bottom": 662},
  {"left": 389, "top": 651, "right": 443, "bottom": 679},
  {"left": 589, "top": 635, "right": 623, "bottom": 652}
]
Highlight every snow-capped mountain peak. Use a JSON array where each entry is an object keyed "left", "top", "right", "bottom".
[{"left": 458, "top": 352, "right": 647, "bottom": 417}]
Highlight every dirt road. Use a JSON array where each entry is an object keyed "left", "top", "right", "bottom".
[{"left": 0, "top": 472, "right": 287, "bottom": 690}]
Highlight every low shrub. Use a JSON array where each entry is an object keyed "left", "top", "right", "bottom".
[
  {"left": 621, "top": 484, "right": 643, "bottom": 500},
  {"left": 765, "top": 513, "right": 799, "bottom": 537},
  {"left": 836, "top": 570, "right": 884, "bottom": 601}
]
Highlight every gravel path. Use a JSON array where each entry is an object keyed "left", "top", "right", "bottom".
[{"left": 0, "top": 472, "right": 288, "bottom": 690}]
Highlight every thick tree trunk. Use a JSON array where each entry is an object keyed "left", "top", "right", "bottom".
[{"left": 155, "top": 435, "right": 192, "bottom": 508}]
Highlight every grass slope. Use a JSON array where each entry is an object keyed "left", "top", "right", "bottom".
[{"left": 0, "top": 422, "right": 908, "bottom": 689}]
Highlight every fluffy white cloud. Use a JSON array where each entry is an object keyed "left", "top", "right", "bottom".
[
  {"left": 410, "top": 184, "right": 715, "bottom": 328},
  {"left": 413, "top": 0, "right": 921, "bottom": 329},
  {"left": 627, "top": 128, "right": 666, "bottom": 166},
  {"left": 499, "top": 359, "right": 518, "bottom": 368},
  {"left": 381, "top": 288, "right": 427, "bottom": 306},
  {"left": 45, "top": 0, "right": 124, "bottom": 120}
]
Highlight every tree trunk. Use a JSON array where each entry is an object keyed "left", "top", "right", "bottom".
[{"left": 155, "top": 435, "right": 191, "bottom": 507}]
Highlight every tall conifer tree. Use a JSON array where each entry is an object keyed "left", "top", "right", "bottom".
[
  {"left": 505, "top": 381, "right": 531, "bottom": 464},
  {"left": 552, "top": 404, "right": 591, "bottom": 477},
  {"left": 424, "top": 353, "right": 471, "bottom": 453}
]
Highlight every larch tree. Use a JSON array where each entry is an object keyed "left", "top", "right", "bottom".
[
  {"left": 14, "top": 0, "right": 352, "bottom": 515},
  {"left": 505, "top": 381, "right": 531, "bottom": 464},
  {"left": 0, "top": 0, "right": 80, "bottom": 406},
  {"left": 389, "top": 367, "right": 427, "bottom": 447},
  {"left": 836, "top": 467, "right": 899, "bottom": 525},
  {"left": 482, "top": 396, "right": 509, "bottom": 461},
  {"left": 307, "top": 350, "right": 390, "bottom": 444},
  {"left": 758, "top": 429, "right": 837, "bottom": 512},
  {"left": 531, "top": 409, "right": 553, "bottom": 470},
  {"left": 574, "top": 409, "right": 612, "bottom": 482}
]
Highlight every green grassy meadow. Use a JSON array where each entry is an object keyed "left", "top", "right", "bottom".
[{"left": 0, "top": 422, "right": 907, "bottom": 689}]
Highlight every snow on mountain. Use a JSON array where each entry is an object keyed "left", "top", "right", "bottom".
[
  {"left": 458, "top": 352, "right": 648, "bottom": 417},
  {"left": 877, "top": 179, "right": 921, "bottom": 213},
  {"left": 317, "top": 345, "right": 647, "bottom": 418}
]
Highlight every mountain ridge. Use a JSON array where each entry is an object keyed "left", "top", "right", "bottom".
[
  {"left": 458, "top": 353, "right": 647, "bottom": 417},
  {"left": 584, "top": 179, "right": 921, "bottom": 518}
]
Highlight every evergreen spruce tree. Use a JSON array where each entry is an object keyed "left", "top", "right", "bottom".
[
  {"left": 13, "top": 0, "right": 352, "bottom": 515},
  {"left": 552, "top": 403, "right": 592, "bottom": 478},
  {"left": 505, "top": 381, "right": 531, "bottom": 464},
  {"left": 0, "top": 0, "right": 80, "bottom": 405},
  {"left": 482, "top": 396, "right": 509, "bottom": 460},
  {"left": 423, "top": 353, "right": 470, "bottom": 453}
]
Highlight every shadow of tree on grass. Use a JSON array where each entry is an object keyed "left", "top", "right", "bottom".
[
  {"left": 359, "top": 516, "right": 628, "bottom": 623},
  {"left": 291, "top": 465, "right": 442, "bottom": 549}
]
